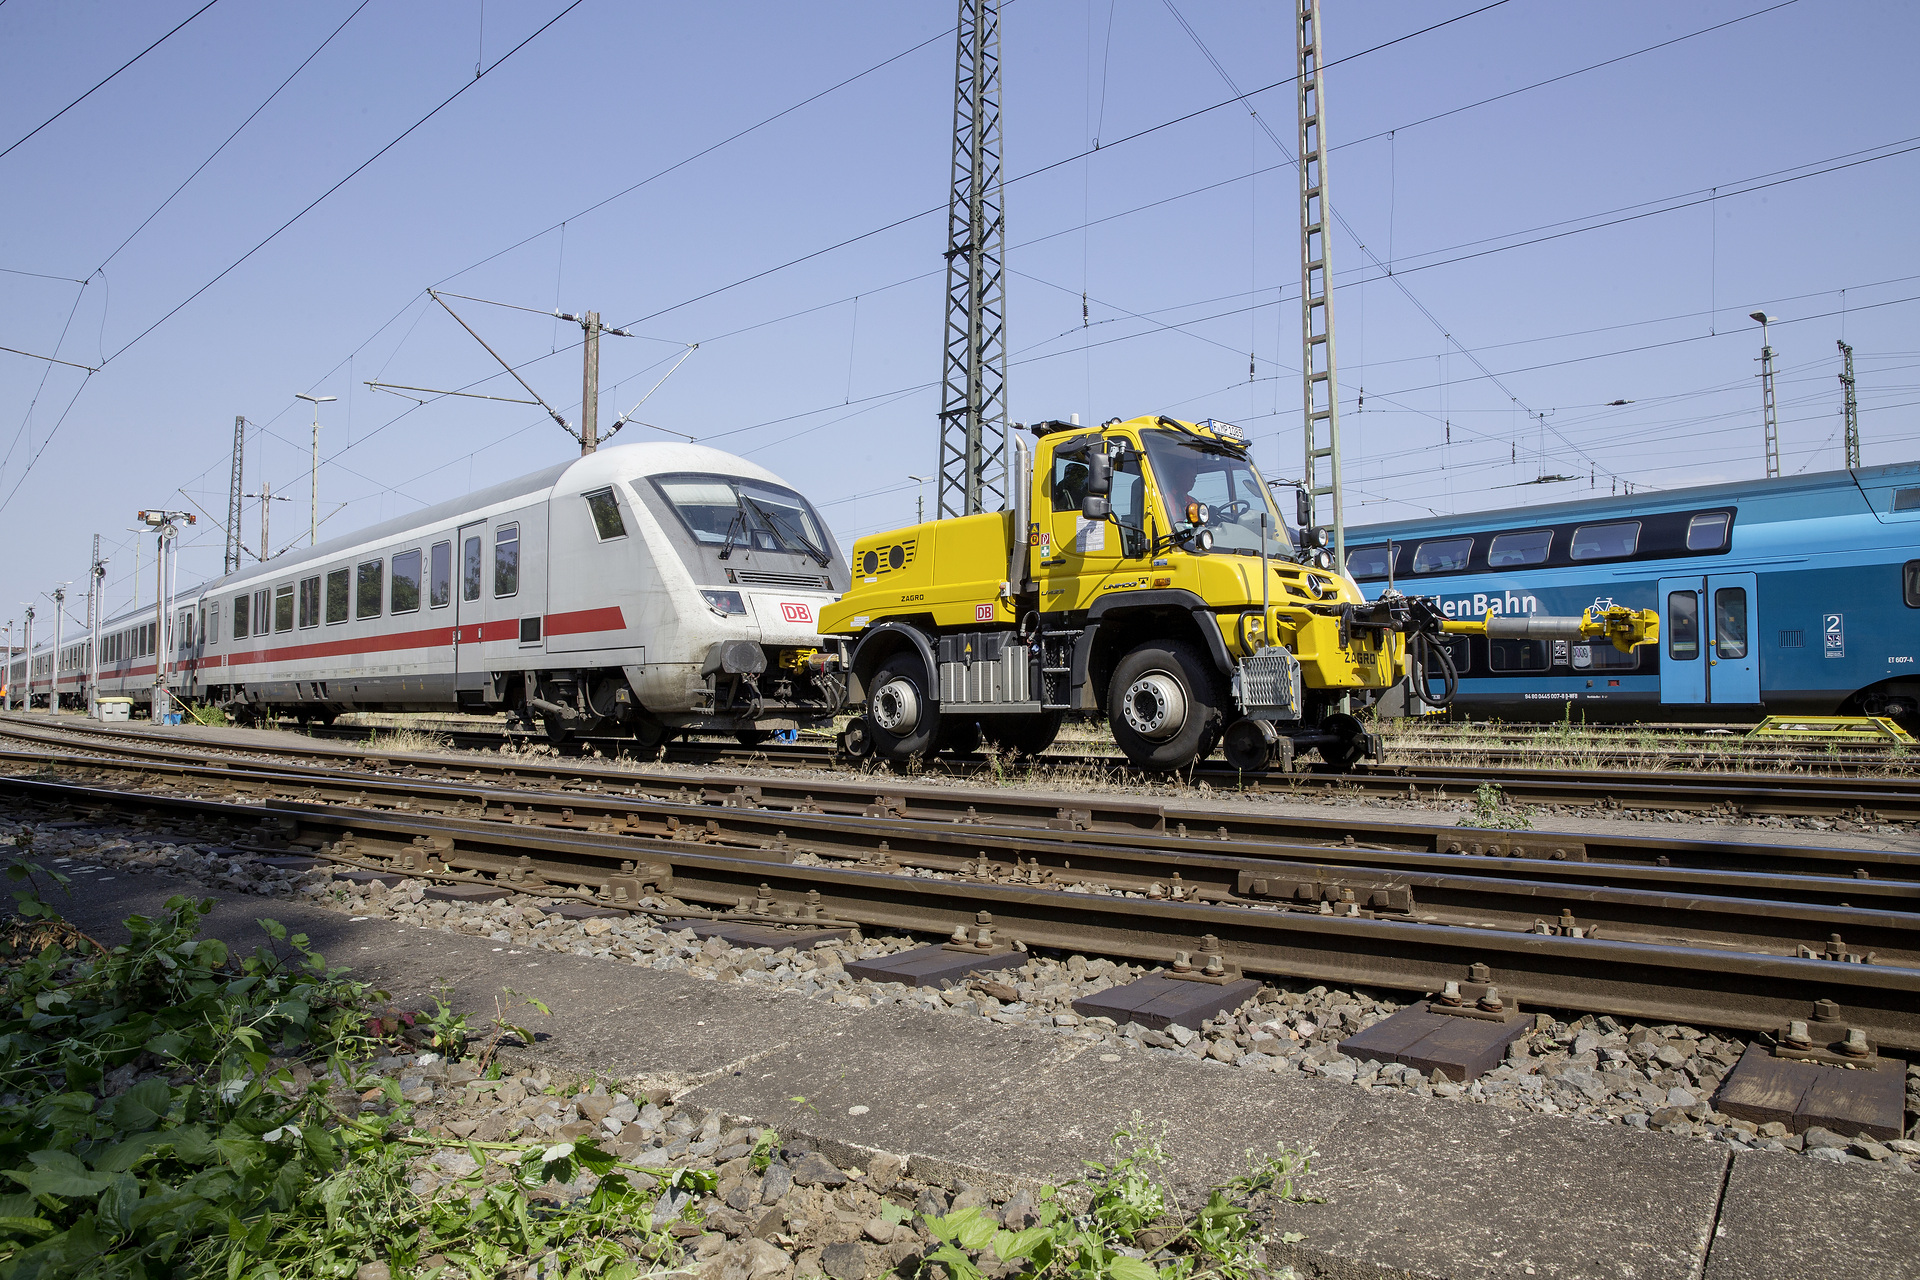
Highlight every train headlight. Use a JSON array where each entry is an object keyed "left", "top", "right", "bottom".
[{"left": 701, "top": 590, "right": 746, "bottom": 617}]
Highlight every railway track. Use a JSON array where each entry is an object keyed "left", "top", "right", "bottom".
[{"left": 1, "top": 717, "right": 1915, "bottom": 1051}]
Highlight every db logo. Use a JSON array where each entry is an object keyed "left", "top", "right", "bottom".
[
  {"left": 974, "top": 603, "right": 995, "bottom": 621},
  {"left": 780, "top": 602, "right": 812, "bottom": 624}
]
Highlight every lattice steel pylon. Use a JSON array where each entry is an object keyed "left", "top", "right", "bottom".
[
  {"left": 1295, "top": 0, "right": 1345, "bottom": 568},
  {"left": 224, "top": 414, "right": 245, "bottom": 574},
  {"left": 1838, "top": 339, "right": 1860, "bottom": 469},
  {"left": 935, "top": 0, "right": 1009, "bottom": 520}
]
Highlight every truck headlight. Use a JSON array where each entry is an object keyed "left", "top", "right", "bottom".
[{"left": 702, "top": 590, "right": 746, "bottom": 616}]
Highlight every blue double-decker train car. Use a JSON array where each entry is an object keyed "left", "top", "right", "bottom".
[{"left": 1345, "top": 462, "right": 1920, "bottom": 728}]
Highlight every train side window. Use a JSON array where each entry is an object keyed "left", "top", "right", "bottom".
[
  {"left": 429, "top": 541, "right": 452, "bottom": 608},
  {"left": 495, "top": 524, "right": 519, "bottom": 598},
  {"left": 584, "top": 488, "right": 627, "bottom": 541},
  {"left": 254, "top": 590, "right": 270, "bottom": 634},
  {"left": 298, "top": 576, "right": 320, "bottom": 628},
  {"left": 1894, "top": 488, "right": 1920, "bottom": 512},
  {"left": 274, "top": 585, "right": 294, "bottom": 633},
  {"left": 1411, "top": 537, "right": 1472, "bottom": 573},
  {"left": 356, "top": 560, "right": 384, "bottom": 620},
  {"left": 1904, "top": 560, "right": 1919, "bottom": 607},
  {"left": 1570, "top": 521, "right": 1640, "bottom": 560},
  {"left": 233, "top": 594, "right": 249, "bottom": 639},
  {"left": 198, "top": 606, "right": 208, "bottom": 646},
  {"left": 208, "top": 603, "right": 218, "bottom": 647},
  {"left": 1713, "top": 587, "right": 1748, "bottom": 659},
  {"left": 463, "top": 536, "right": 482, "bottom": 602},
  {"left": 1488, "top": 639, "right": 1549, "bottom": 671},
  {"left": 1572, "top": 643, "right": 1639, "bottom": 671},
  {"left": 391, "top": 549, "right": 422, "bottom": 614},
  {"left": 326, "top": 569, "right": 349, "bottom": 624},
  {"left": 1667, "top": 591, "right": 1698, "bottom": 659},
  {"left": 1487, "top": 530, "right": 1551, "bottom": 567},
  {"left": 1686, "top": 512, "right": 1731, "bottom": 552},
  {"left": 1345, "top": 545, "right": 1392, "bottom": 579}
]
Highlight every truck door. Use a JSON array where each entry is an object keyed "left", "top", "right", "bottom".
[
  {"left": 1706, "top": 571, "right": 1760, "bottom": 704},
  {"left": 1036, "top": 439, "right": 1145, "bottom": 612},
  {"left": 1658, "top": 576, "right": 1705, "bottom": 705}
]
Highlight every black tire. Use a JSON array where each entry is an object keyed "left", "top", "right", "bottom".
[
  {"left": 735, "top": 729, "right": 773, "bottom": 748},
  {"left": 868, "top": 651, "right": 940, "bottom": 765},
  {"left": 631, "top": 715, "right": 669, "bottom": 750},
  {"left": 1107, "top": 640, "right": 1225, "bottom": 771},
  {"left": 938, "top": 718, "right": 984, "bottom": 758},
  {"left": 981, "top": 710, "right": 1064, "bottom": 759},
  {"left": 1316, "top": 711, "right": 1369, "bottom": 771}
]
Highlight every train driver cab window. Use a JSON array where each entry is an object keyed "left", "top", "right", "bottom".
[
  {"left": 391, "top": 549, "right": 421, "bottom": 614},
  {"left": 326, "top": 569, "right": 349, "bottom": 624},
  {"left": 274, "top": 585, "right": 294, "bottom": 633},
  {"left": 1570, "top": 521, "right": 1640, "bottom": 560},
  {"left": 298, "top": 576, "right": 320, "bottom": 628},
  {"left": 233, "top": 594, "right": 249, "bottom": 639},
  {"left": 462, "top": 536, "right": 482, "bottom": 602},
  {"left": 1487, "top": 530, "right": 1552, "bottom": 567},
  {"left": 1411, "top": 538, "right": 1472, "bottom": 573},
  {"left": 429, "top": 541, "right": 452, "bottom": 608},
  {"left": 1686, "top": 512, "right": 1731, "bottom": 552},
  {"left": 495, "top": 524, "right": 519, "bottom": 598},
  {"left": 1902, "top": 560, "right": 1919, "bottom": 608},
  {"left": 356, "top": 560, "right": 384, "bottom": 620},
  {"left": 1714, "top": 587, "right": 1748, "bottom": 659},
  {"left": 1345, "top": 545, "right": 1393, "bottom": 579},
  {"left": 1489, "top": 639, "right": 1549, "bottom": 671},
  {"left": 584, "top": 488, "right": 627, "bottom": 541},
  {"left": 1667, "top": 591, "right": 1699, "bottom": 659}
]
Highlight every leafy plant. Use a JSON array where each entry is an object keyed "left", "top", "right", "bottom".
[
  {"left": 1457, "top": 780, "right": 1534, "bottom": 830},
  {"left": 418, "top": 985, "right": 471, "bottom": 1060},
  {"left": 747, "top": 1128, "right": 780, "bottom": 1174},
  {"left": 474, "top": 988, "right": 551, "bottom": 1075}
]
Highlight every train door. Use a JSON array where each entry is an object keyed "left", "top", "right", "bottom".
[
  {"left": 453, "top": 521, "right": 487, "bottom": 698},
  {"left": 1658, "top": 577, "right": 1706, "bottom": 705},
  {"left": 1705, "top": 571, "right": 1760, "bottom": 704}
]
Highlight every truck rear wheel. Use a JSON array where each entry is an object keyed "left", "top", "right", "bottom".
[
  {"left": 1108, "top": 641, "right": 1223, "bottom": 771},
  {"left": 869, "top": 652, "right": 941, "bottom": 764},
  {"left": 982, "top": 710, "right": 1063, "bottom": 759}
]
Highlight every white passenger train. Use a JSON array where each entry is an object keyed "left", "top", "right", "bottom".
[{"left": 14, "top": 443, "right": 852, "bottom": 744}]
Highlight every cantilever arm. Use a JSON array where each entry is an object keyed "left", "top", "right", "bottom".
[{"left": 1441, "top": 605, "right": 1658, "bottom": 653}]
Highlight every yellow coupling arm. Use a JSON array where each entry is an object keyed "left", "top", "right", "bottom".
[{"left": 1440, "top": 605, "right": 1659, "bottom": 654}]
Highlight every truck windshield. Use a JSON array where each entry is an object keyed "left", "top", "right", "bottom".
[
  {"left": 1138, "top": 429, "right": 1291, "bottom": 557},
  {"left": 648, "top": 473, "right": 832, "bottom": 563}
]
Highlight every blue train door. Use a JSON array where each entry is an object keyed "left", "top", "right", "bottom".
[
  {"left": 1659, "top": 577, "right": 1706, "bottom": 704},
  {"left": 1706, "top": 572, "right": 1760, "bottom": 704}
]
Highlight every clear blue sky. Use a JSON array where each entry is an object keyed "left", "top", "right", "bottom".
[{"left": 3, "top": 0, "right": 1916, "bottom": 634}]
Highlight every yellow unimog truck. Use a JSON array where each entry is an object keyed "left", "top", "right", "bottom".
[{"left": 819, "top": 414, "right": 1656, "bottom": 772}]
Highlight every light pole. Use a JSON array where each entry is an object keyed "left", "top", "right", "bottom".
[
  {"left": 137, "top": 510, "right": 195, "bottom": 720},
  {"left": 908, "top": 475, "right": 932, "bottom": 525},
  {"left": 46, "top": 585, "right": 69, "bottom": 714},
  {"left": 2, "top": 621, "right": 11, "bottom": 711},
  {"left": 1751, "top": 312, "right": 1781, "bottom": 478},
  {"left": 295, "top": 393, "right": 337, "bottom": 547},
  {"left": 19, "top": 607, "right": 32, "bottom": 711}
]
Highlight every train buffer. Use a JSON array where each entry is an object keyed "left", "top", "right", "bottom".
[{"left": 1747, "top": 715, "right": 1916, "bottom": 744}]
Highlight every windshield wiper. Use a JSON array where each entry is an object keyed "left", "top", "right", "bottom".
[
  {"left": 718, "top": 507, "right": 745, "bottom": 560},
  {"left": 745, "top": 496, "right": 830, "bottom": 567}
]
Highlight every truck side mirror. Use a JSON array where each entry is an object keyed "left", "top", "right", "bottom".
[
  {"left": 1081, "top": 494, "right": 1111, "bottom": 520},
  {"left": 1086, "top": 447, "right": 1112, "bottom": 496},
  {"left": 1295, "top": 487, "right": 1311, "bottom": 527}
]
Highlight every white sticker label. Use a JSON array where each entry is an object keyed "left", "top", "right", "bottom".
[
  {"left": 1074, "top": 516, "right": 1107, "bottom": 553},
  {"left": 1824, "top": 612, "right": 1844, "bottom": 659}
]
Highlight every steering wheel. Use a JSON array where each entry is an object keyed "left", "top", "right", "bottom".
[{"left": 1211, "top": 500, "right": 1252, "bottom": 524}]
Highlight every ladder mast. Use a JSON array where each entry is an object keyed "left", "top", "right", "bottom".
[
  {"left": 1295, "top": 0, "right": 1345, "bottom": 569},
  {"left": 1838, "top": 339, "right": 1860, "bottom": 469}
]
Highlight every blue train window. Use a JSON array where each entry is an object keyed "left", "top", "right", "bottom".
[
  {"left": 1686, "top": 512, "right": 1730, "bottom": 551},
  {"left": 1487, "top": 530, "right": 1550, "bottom": 567},
  {"left": 1412, "top": 538, "right": 1472, "bottom": 573},
  {"left": 1667, "top": 591, "right": 1698, "bottom": 659},
  {"left": 1571, "top": 521, "right": 1639, "bottom": 560},
  {"left": 1489, "top": 640, "right": 1548, "bottom": 671},
  {"left": 1346, "top": 545, "right": 1393, "bottom": 579},
  {"left": 1714, "top": 588, "right": 1748, "bottom": 659},
  {"left": 1904, "top": 560, "right": 1918, "bottom": 608}
]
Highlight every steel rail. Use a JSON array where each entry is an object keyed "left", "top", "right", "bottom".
[
  {"left": 1, "top": 720, "right": 1914, "bottom": 883},
  {"left": 4, "top": 741, "right": 1916, "bottom": 970},
  {"left": 4, "top": 772, "right": 1915, "bottom": 1052}
]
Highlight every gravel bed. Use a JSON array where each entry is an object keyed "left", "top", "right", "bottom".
[{"left": 6, "top": 815, "right": 1917, "bottom": 1178}]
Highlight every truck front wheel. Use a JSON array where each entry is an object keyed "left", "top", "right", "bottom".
[
  {"left": 1108, "top": 641, "right": 1223, "bottom": 771},
  {"left": 869, "top": 652, "right": 941, "bottom": 764}
]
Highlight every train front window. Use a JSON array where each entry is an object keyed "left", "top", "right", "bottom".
[
  {"left": 1667, "top": 591, "right": 1699, "bottom": 659},
  {"left": 1488, "top": 530, "right": 1551, "bottom": 567},
  {"left": 1686, "top": 512, "right": 1730, "bottom": 552},
  {"left": 1714, "top": 587, "right": 1748, "bottom": 659},
  {"left": 1137, "top": 430, "right": 1289, "bottom": 557},
  {"left": 650, "top": 474, "right": 832, "bottom": 564}
]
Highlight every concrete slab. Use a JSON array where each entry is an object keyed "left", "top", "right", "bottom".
[
  {"left": 663, "top": 919, "right": 851, "bottom": 950},
  {"left": 336, "top": 868, "right": 405, "bottom": 887},
  {"left": 844, "top": 943, "right": 1021, "bottom": 987},
  {"left": 1339, "top": 1003, "right": 1531, "bottom": 1082},
  {"left": 425, "top": 882, "right": 510, "bottom": 903},
  {"left": 1705, "top": 1149, "right": 1920, "bottom": 1280},
  {"left": 248, "top": 854, "right": 322, "bottom": 872},
  {"left": 1715, "top": 1044, "right": 1905, "bottom": 1139},
  {"left": 548, "top": 902, "right": 628, "bottom": 920},
  {"left": 1070, "top": 973, "right": 1261, "bottom": 1031}
]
